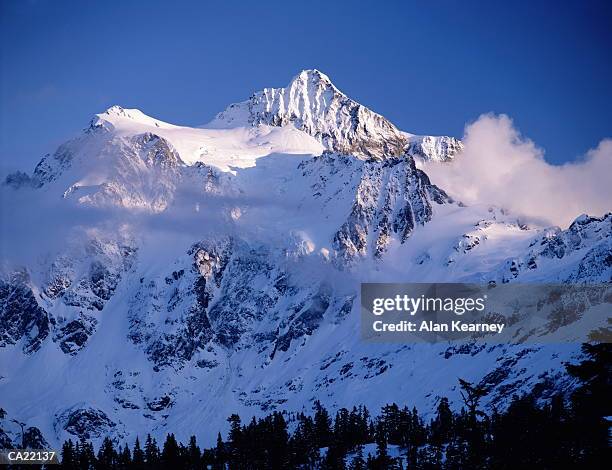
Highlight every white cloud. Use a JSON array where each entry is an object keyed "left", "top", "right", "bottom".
[{"left": 423, "top": 114, "right": 612, "bottom": 227}]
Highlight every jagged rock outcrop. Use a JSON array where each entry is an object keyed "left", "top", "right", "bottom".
[
  {"left": 497, "top": 213, "right": 612, "bottom": 283},
  {"left": 127, "top": 240, "right": 232, "bottom": 369},
  {"left": 0, "top": 272, "right": 51, "bottom": 354},
  {"left": 405, "top": 135, "right": 464, "bottom": 162},
  {"left": 211, "top": 69, "right": 408, "bottom": 159},
  {"left": 54, "top": 406, "right": 117, "bottom": 441},
  {"left": 309, "top": 153, "right": 453, "bottom": 261},
  {"left": 0, "top": 410, "right": 50, "bottom": 449},
  {"left": 31, "top": 142, "right": 77, "bottom": 186},
  {"left": 22, "top": 427, "right": 50, "bottom": 449}
]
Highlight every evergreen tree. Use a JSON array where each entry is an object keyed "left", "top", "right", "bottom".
[
  {"left": 411, "top": 407, "right": 426, "bottom": 446},
  {"left": 430, "top": 397, "right": 453, "bottom": 446},
  {"left": 78, "top": 440, "right": 96, "bottom": 470},
  {"left": 60, "top": 439, "right": 76, "bottom": 470},
  {"left": 161, "top": 433, "right": 182, "bottom": 468},
  {"left": 116, "top": 444, "right": 131, "bottom": 469},
  {"left": 314, "top": 400, "right": 333, "bottom": 448},
  {"left": 132, "top": 436, "right": 145, "bottom": 469},
  {"left": 355, "top": 406, "right": 371, "bottom": 445},
  {"left": 186, "top": 435, "right": 201, "bottom": 469},
  {"left": 458, "top": 379, "right": 488, "bottom": 419},
  {"left": 96, "top": 436, "right": 117, "bottom": 469},
  {"left": 489, "top": 394, "right": 548, "bottom": 468},
  {"left": 566, "top": 342, "right": 611, "bottom": 465},
  {"left": 144, "top": 434, "right": 160, "bottom": 467},
  {"left": 458, "top": 378, "right": 489, "bottom": 468},
  {"left": 540, "top": 394, "right": 572, "bottom": 466},
  {"left": 268, "top": 412, "right": 290, "bottom": 469},
  {"left": 213, "top": 431, "right": 225, "bottom": 470},
  {"left": 333, "top": 407, "right": 351, "bottom": 453},
  {"left": 226, "top": 414, "right": 243, "bottom": 468},
  {"left": 380, "top": 404, "right": 401, "bottom": 446},
  {"left": 290, "top": 412, "right": 318, "bottom": 468},
  {"left": 373, "top": 421, "right": 393, "bottom": 470}
]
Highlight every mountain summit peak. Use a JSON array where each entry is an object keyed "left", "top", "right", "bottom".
[
  {"left": 289, "top": 69, "right": 336, "bottom": 88},
  {"left": 97, "top": 105, "right": 154, "bottom": 123},
  {"left": 88, "top": 106, "right": 173, "bottom": 133},
  {"left": 283, "top": 69, "right": 344, "bottom": 102},
  {"left": 103, "top": 104, "right": 128, "bottom": 115},
  {"left": 209, "top": 69, "right": 406, "bottom": 158}
]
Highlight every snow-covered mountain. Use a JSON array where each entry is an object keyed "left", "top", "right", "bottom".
[{"left": 0, "top": 70, "right": 610, "bottom": 449}]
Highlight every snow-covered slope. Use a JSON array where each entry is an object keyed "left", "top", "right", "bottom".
[{"left": 0, "top": 70, "right": 610, "bottom": 450}]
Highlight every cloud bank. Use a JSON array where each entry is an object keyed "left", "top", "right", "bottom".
[{"left": 423, "top": 114, "right": 612, "bottom": 227}]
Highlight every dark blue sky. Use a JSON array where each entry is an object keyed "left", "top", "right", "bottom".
[{"left": 1, "top": 0, "right": 610, "bottom": 173}]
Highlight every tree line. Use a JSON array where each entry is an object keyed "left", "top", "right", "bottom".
[{"left": 41, "top": 343, "right": 611, "bottom": 468}]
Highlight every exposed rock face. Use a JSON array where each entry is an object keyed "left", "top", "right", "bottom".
[
  {"left": 0, "top": 236, "right": 136, "bottom": 358},
  {"left": 54, "top": 317, "right": 97, "bottom": 355},
  {"left": 271, "top": 283, "right": 335, "bottom": 358},
  {"left": 405, "top": 135, "right": 464, "bottom": 162},
  {"left": 0, "top": 410, "right": 49, "bottom": 449},
  {"left": 299, "top": 152, "right": 452, "bottom": 262},
  {"left": 3, "top": 171, "right": 34, "bottom": 189},
  {"left": 32, "top": 143, "right": 77, "bottom": 186},
  {"left": 45, "top": 239, "right": 136, "bottom": 354},
  {"left": 23, "top": 427, "right": 50, "bottom": 449},
  {"left": 0, "top": 273, "right": 50, "bottom": 354},
  {"left": 54, "top": 406, "right": 116, "bottom": 440},
  {"left": 127, "top": 241, "right": 230, "bottom": 369},
  {"left": 211, "top": 70, "right": 408, "bottom": 159},
  {"left": 496, "top": 213, "right": 612, "bottom": 283}
]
